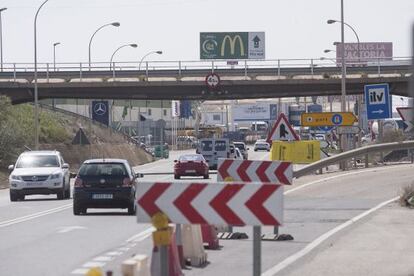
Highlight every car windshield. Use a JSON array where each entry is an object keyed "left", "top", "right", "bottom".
[
  {"left": 16, "top": 155, "right": 60, "bottom": 168},
  {"left": 215, "top": 141, "right": 227, "bottom": 151},
  {"left": 201, "top": 141, "right": 213, "bottom": 151},
  {"left": 234, "top": 143, "right": 245, "bottom": 150},
  {"left": 79, "top": 163, "right": 127, "bottom": 177},
  {"left": 179, "top": 155, "right": 204, "bottom": 162}
]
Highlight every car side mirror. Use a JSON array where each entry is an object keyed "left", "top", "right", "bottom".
[
  {"left": 8, "top": 165, "right": 14, "bottom": 171},
  {"left": 62, "top": 163, "right": 70, "bottom": 169},
  {"left": 69, "top": 172, "right": 77, "bottom": 178},
  {"left": 174, "top": 160, "right": 178, "bottom": 163}
]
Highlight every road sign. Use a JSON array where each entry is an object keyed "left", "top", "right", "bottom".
[
  {"left": 217, "top": 159, "right": 292, "bottom": 185},
  {"left": 267, "top": 113, "right": 300, "bottom": 143},
  {"left": 301, "top": 112, "right": 357, "bottom": 127},
  {"left": 205, "top": 73, "right": 220, "bottom": 89},
  {"left": 336, "top": 126, "right": 361, "bottom": 135},
  {"left": 397, "top": 107, "right": 414, "bottom": 132},
  {"left": 364, "top": 83, "right": 391, "bottom": 120},
  {"left": 270, "top": 140, "right": 320, "bottom": 164},
  {"left": 137, "top": 182, "right": 283, "bottom": 226},
  {"left": 317, "top": 126, "right": 334, "bottom": 132}
]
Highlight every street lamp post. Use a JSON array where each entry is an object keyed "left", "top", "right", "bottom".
[
  {"left": 0, "top": 7, "right": 7, "bottom": 72},
  {"left": 34, "top": 0, "right": 50, "bottom": 150},
  {"left": 327, "top": 19, "right": 361, "bottom": 64},
  {"left": 88, "top": 22, "right": 120, "bottom": 70},
  {"left": 110, "top": 43, "right": 137, "bottom": 70},
  {"left": 138, "top": 50, "right": 163, "bottom": 72},
  {"left": 53, "top": 42, "right": 60, "bottom": 71}
]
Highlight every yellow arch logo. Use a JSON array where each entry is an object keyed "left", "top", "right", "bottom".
[{"left": 221, "top": 35, "right": 245, "bottom": 57}]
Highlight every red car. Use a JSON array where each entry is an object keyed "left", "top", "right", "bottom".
[{"left": 174, "top": 154, "right": 209, "bottom": 179}]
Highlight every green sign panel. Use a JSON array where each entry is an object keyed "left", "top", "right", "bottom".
[{"left": 200, "top": 32, "right": 265, "bottom": 60}]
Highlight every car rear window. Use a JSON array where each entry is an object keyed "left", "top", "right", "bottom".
[
  {"left": 179, "top": 155, "right": 204, "bottom": 162},
  {"left": 79, "top": 163, "right": 127, "bottom": 177},
  {"left": 16, "top": 155, "right": 59, "bottom": 168}
]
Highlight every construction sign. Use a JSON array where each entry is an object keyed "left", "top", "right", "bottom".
[
  {"left": 270, "top": 141, "right": 320, "bottom": 164},
  {"left": 137, "top": 182, "right": 283, "bottom": 226},
  {"left": 217, "top": 159, "right": 292, "bottom": 185},
  {"left": 267, "top": 113, "right": 300, "bottom": 143}
]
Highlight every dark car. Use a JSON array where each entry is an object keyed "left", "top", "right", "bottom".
[
  {"left": 174, "top": 154, "right": 209, "bottom": 179},
  {"left": 73, "top": 159, "right": 140, "bottom": 215}
]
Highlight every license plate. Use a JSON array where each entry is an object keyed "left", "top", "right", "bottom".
[
  {"left": 186, "top": 170, "right": 196, "bottom": 173},
  {"left": 92, "top": 194, "right": 113, "bottom": 199}
]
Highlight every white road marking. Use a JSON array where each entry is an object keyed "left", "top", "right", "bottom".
[
  {"left": 71, "top": 268, "right": 89, "bottom": 274},
  {"left": 285, "top": 165, "right": 413, "bottom": 195},
  {"left": 57, "top": 225, "right": 87, "bottom": 234},
  {"left": 262, "top": 196, "right": 399, "bottom": 276},
  {"left": 82, "top": 261, "right": 106, "bottom": 268},
  {"left": 0, "top": 203, "right": 73, "bottom": 228},
  {"left": 106, "top": 251, "right": 123, "bottom": 256},
  {"left": 126, "top": 227, "right": 154, "bottom": 242},
  {"left": 93, "top": 256, "right": 113, "bottom": 262}
]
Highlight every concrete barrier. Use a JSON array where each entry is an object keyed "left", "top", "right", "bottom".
[{"left": 182, "top": 224, "right": 208, "bottom": 267}]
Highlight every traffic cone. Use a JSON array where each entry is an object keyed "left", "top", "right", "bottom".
[
  {"left": 201, "top": 224, "right": 220, "bottom": 249},
  {"left": 150, "top": 231, "right": 183, "bottom": 276},
  {"left": 175, "top": 224, "right": 186, "bottom": 268}
]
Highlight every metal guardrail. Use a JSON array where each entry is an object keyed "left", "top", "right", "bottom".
[
  {"left": 293, "top": 141, "right": 414, "bottom": 178},
  {"left": 0, "top": 56, "right": 411, "bottom": 81}
]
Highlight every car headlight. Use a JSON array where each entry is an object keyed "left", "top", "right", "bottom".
[
  {"left": 11, "top": 175, "right": 21, "bottom": 180},
  {"left": 50, "top": 173, "right": 62, "bottom": 180}
]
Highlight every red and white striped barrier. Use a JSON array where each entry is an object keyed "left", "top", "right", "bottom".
[
  {"left": 137, "top": 182, "right": 283, "bottom": 226},
  {"left": 217, "top": 159, "right": 293, "bottom": 185}
]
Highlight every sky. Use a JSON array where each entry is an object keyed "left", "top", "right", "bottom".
[{"left": 1, "top": 0, "right": 413, "bottom": 65}]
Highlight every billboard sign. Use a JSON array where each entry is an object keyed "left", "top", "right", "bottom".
[
  {"left": 91, "top": 101, "right": 109, "bottom": 126},
  {"left": 171, "top": 100, "right": 180, "bottom": 117},
  {"left": 200, "top": 32, "right": 265, "bottom": 60},
  {"left": 233, "top": 103, "right": 272, "bottom": 121},
  {"left": 336, "top": 42, "right": 393, "bottom": 63}
]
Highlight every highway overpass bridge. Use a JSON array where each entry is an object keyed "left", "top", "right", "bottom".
[{"left": 0, "top": 58, "right": 411, "bottom": 104}]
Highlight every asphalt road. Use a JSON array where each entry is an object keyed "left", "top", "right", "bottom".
[{"left": 0, "top": 148, "right": 412, "bottom": 276}]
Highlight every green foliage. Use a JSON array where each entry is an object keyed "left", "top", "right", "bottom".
[{"left": 0, "top": 96, "right": 69, "bottom": 166}]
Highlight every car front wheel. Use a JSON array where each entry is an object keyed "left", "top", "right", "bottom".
[
  {"left": 73, "top": 201, "right": 83, "bottom": 215},
  {"left": 10, "top": 191, "right": 19, "bottom": 202},
  {"left": 128, "top": 203, "right": 136, "bottom": 215}
]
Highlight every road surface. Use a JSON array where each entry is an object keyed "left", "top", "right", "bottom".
[{"left": 0, "top": 148, "right": 412, "bottom": 275}]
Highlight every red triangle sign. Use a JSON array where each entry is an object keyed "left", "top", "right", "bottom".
[{"left": 267, "top": 113, "right": 300, "bottom": 143}]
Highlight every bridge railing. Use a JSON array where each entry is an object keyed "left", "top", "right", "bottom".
[{"left": 0, "top": 56, "right": 411, "bottom": 81}]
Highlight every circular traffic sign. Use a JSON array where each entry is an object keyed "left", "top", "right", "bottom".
[
  {"left": 205, "top": 73, "right": 220, "bottom": 89},
  {"left": 331, "top": 114, "right": 343, "bottom": 125}
]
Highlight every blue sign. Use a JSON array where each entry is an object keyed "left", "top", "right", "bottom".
[
  {"left": 180, "top": 100, "right": 192, "bottom": 119},
  {"left": 332, "top": 114, "right": 343, "bottom": 125},
  {"left": 92, "top": 101, "right": 109, "bottom": 126},
  {"left": 364, "top": 83, "right": 391, "bottom": 120},
  {"left": 317, "top": 126, "right": 334, "bottom": 132}
]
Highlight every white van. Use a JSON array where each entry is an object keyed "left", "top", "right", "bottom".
[{"left": 197, "top": 138, "right": 234, "bottom": 169}]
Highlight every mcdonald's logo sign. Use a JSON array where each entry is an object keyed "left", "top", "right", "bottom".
[
  {"left": 221, "top": 35, "right": 246, "bottom": 57},
  {"left": 200, "top": 32, "right": 264, "bottom": 60}
]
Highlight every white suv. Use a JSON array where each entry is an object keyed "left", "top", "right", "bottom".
[{"left": 8, "top": 151, "right": 71, "bottom": 201}]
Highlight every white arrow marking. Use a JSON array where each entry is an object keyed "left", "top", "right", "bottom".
[
  {"left": 372, "top": 109, "right": 384, "bottom": 114},
  {"left": 57, "top": 226, "right": 87, "bottom": 234}
]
